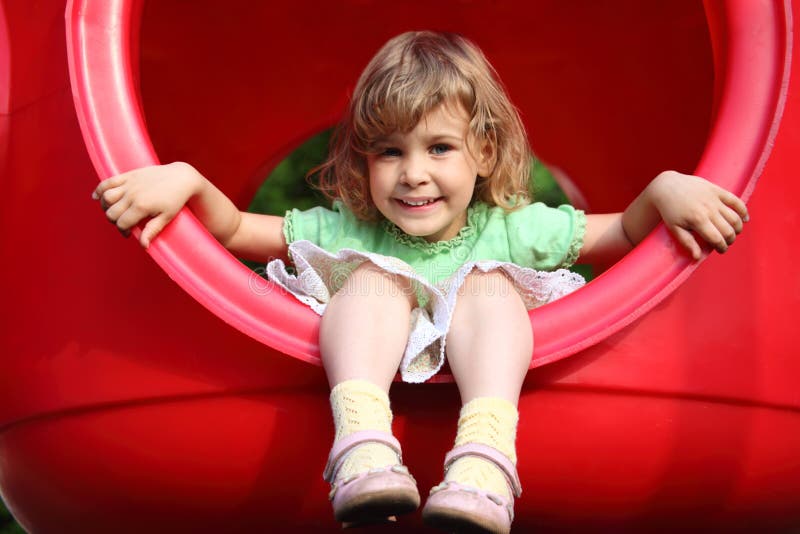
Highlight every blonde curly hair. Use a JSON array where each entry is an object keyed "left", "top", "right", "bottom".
[{"left": 312, "top": 31, "right": 531, "bottom": 220}]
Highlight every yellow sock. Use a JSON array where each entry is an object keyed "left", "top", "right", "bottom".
[
  {"left": 445, "top": 397, "right": 518, "bottom": 498},
  {"left": 329, "top": 379, "right": 399, "bottom": 479}
]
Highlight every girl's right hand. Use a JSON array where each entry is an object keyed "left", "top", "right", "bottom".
[{"left": 92, "top": 161, "right": 201, "bottom": 248}]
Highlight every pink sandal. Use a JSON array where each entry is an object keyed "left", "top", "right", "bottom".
[
  {"left": 422, "top": 443, "right": 522, "bottom": 534},
  {"left": 323, "top": 430, "right": 420, "bottom": 525}
]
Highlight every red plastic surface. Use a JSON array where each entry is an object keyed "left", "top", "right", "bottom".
[
  {"left": 1, "top": 0, "right": 798, "bottom": 532},
  {"left": 64, "top": 0, "right": 790, "bottom": 372}
]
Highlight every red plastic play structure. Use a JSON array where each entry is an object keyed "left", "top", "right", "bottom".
[{"left": 1, "top": 0, "right": 798, "bottom": 532}]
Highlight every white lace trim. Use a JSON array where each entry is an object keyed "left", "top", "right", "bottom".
[{"left": 266, "top": 240, "right": 585, "bottom": 383}]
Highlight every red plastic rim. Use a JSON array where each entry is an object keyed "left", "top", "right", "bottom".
[{"left": 65, "top": 0, "right": 792, "bottom": 377}]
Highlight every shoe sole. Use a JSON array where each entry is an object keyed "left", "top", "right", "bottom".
[{"left": 335, "top": 487, "right": 420, "bottom": 523}]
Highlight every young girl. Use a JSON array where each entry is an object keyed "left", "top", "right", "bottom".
[{"left": 93, "top": 32, "right": 747, "bottom": 534}]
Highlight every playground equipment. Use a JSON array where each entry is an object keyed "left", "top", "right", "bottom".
[{"left": 1, "top": 0, "right": 798, "bottom": 531}]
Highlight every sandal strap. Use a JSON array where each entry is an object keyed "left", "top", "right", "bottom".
[
  {"left": 323, "top": 430, "right": 402, "bottom": 483},
  {"left": 443, "top": 443, "right": 522, "bottom": 498}
]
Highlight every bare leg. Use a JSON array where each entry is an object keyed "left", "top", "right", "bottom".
[
  {"left": 446, "top": 270, "right": 533, "bottom": 405},
  {"left": 320, "top": 261, "right": 416, "bottom": 392},
  {"left": 320, "top": 263, "right": 421, "bottom": 522},
  {"left": 423, "top": 269, "right": 531, "bottom": 528}
]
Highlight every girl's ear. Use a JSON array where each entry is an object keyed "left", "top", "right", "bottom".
[{"left": 476, "top": 135, "right": 496, "bottom": 178}]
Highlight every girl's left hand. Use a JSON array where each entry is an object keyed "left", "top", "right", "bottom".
[{"left": 648, "top": 170, "right": 749, "bottom": 259}]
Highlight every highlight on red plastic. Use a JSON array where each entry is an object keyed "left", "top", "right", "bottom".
[{"left": 66, "top": 0, "right": 790, "bottom": 374}]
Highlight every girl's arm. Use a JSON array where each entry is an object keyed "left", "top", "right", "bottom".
[
  {"left": 92, "top": 162, "right": 287, "bottom": 262},
  {"left": 578, "top": 171, "right": 749, "bottom": 266}
]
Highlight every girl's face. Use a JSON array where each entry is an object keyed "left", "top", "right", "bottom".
[{"left": 367, "top": 103, "right": 491, "bottom": 242}]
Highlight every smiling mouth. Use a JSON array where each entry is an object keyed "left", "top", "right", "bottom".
[{"left": 397, "top": 197, "right": 441, "bottom": 207}]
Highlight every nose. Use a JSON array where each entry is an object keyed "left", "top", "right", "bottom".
[{"left": 399, "top": 153, "right": 430, "bottom": 187}]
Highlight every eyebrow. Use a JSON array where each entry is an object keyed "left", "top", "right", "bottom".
[
  {"left": 377, "top": 132, "right": 465, "bottom": 145},
  {"left": 426, "top": 134, "right": 464, "bottom": 143}
]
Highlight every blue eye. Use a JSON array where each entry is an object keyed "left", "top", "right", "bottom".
[
  {"left": 430, "top": 144, "right": 452, "bottom": 155},
  {"left": 381, "top": 147, "right": 401, "bottom": 157}
]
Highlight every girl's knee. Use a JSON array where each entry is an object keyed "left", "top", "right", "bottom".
[
  {"left": 459, "top": 269, "right": 516, "bottom": 300},
  {"left": 339, "top": 261, "right": 417, "bottom": 307}
]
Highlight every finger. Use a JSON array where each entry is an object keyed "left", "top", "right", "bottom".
[
  {"left": 721, "top": 205, "right": 744, "bottom": 235},
  {"left": 139, "top": 213, "right": 172, "bottom": 248},
  {"left": 669, "top": 225, "right": 703, "bottom": 260},
  {"left": 93, "top": 175, "right": 126, "bottom": 200},
  {"left": 99, "top": 186, "right": 126, "bottom": 211},
  {"left": 719, "top": 189, "right": 749, "bottom": 223},
  {"left": 711, "top": 213, "right": 737, "bottom": 246},
  {"left": 104, "top": 198, "right": 131, "bottom": 224},
  {"left": 696, "top": 219, "right": 729, "bottom": 253},
  {"left": 115, "top": 204, "right": 148, "bottom": 231}
]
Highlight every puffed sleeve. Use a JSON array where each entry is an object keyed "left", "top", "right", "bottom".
[
  {"left": 283, "top": 203, "right": 346, "bottom": 249},
  {"left": 505, "top": 202, "right": 586, "bottom": 270}
]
